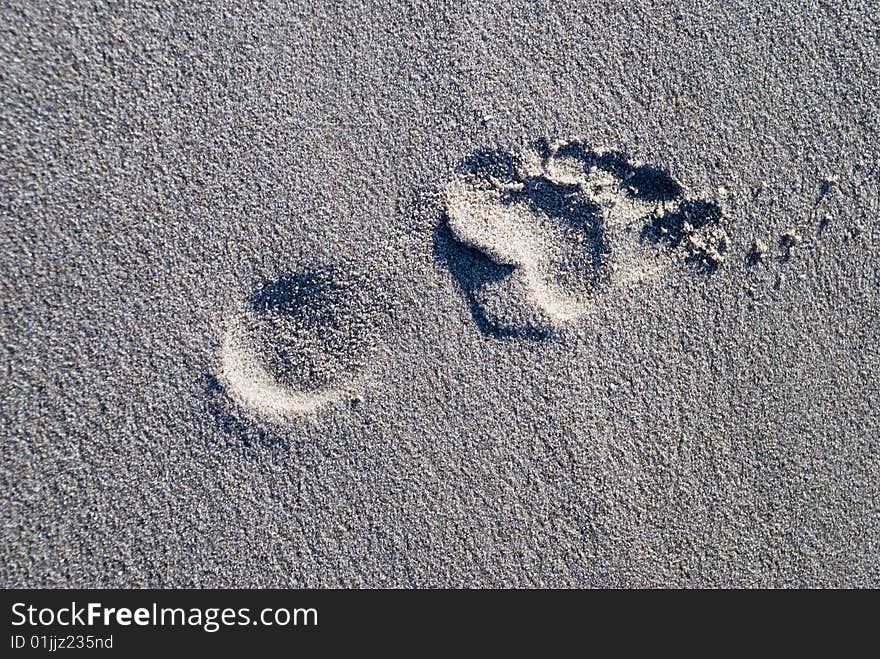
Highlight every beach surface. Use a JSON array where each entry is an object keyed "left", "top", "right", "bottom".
[{"left": 2, "top": 0, "right": 879, "bottom": 587}]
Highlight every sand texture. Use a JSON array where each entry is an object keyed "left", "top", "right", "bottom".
[{"left": 2, "top": 1, "right": 879, "bottom": 587}]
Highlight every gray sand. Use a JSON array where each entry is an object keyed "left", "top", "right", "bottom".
[{"left": 2, "top": 1, "right": 879, "bottom": 587}]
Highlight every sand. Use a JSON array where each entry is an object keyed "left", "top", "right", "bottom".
[{"left": 2, "top": 1, "right": 879, "bottom": 587}]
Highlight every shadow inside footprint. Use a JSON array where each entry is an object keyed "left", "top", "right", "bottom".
[
  {"left": 641, "top": 199, "right": 723, "bottom": 247},
  {"left": 517, "top": 178, "right": 605, "bottom": 234},
  {"left": 432, "top": 222, "right": 554, "bottom": 340},
  {"left": 640, "top": 199, "right": 725, "bottom": 271},
  {"left": 248, "top": 271, "right": 347, "bottom": 327},
  {"left": 626, "top": 165, "right": 684, "bottom": 201},
  {"left": 243, "top": 268, "right": 379, "bottom": 392},
  {"left": 548, "top": 142, "right": 682, "bottom": 201}
]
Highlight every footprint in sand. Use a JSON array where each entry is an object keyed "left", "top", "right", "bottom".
[
  {"left": 214, "top": 140, "right": 726, "bottom": 420},
  {"left": 218, "top": 267, "right": 385, "bottom": 419},
  {"left": 437, "top": 139, "right": 728, "bottom": 339}
]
